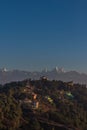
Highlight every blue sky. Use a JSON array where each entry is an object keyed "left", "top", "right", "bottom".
[{"left": 0, "top": 0, "right": 87, "bottom": 72}]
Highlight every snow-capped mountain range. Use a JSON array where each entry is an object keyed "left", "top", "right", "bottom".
[{"left": 0, "top": 67, "right": 87, "bottom": 85}]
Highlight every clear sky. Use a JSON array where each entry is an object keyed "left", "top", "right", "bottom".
[{"left": 0, "top": 0, "right": 87, "bottom": 72}]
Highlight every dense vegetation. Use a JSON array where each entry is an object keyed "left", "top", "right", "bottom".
[{"left": 0, "top": 78, "right": 87, "bottom": 130}]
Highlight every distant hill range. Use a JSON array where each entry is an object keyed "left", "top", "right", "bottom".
[{"left": 0, "top": 67, "right": 87, "bottom": 85}]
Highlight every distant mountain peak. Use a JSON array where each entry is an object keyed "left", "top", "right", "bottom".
[
  {"left": 0, "top": 67, "right": 8, "bottom": 72},
  {"left": 52, "top": 67, "right": 65, "bottom": 73}
]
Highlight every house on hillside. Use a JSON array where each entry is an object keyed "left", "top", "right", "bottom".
[
  {"left": 32, "top": 93, "right": 37, "bottom": 100},
  {"left": 67, "top": 81, "right": 73, "bottom": 86},
  {"left": 23, "top": 98, "right": 32, "bottom": 104},
  {"left": 32, "top": 101, "right": 39, "bottom": 109},
  {"left": 24, "top": 83, "right": 34, "bottom": 93},
  {"left": 65, "top": 92, "right": 74, "bottom": 99},
  {"left": 40, "top": 76, "right": 48, "bottom": 81}
]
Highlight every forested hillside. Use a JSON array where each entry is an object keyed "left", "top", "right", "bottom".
[{"left": 0, "top": 78, "right": 87, "bottom": 130}]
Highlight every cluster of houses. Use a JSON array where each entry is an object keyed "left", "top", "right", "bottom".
[
  {"left": 20, "top": 83, "right": 39, "bottom": 109},
  {"left": 19, "top": 78, "right": 76, "bottom": 111}
]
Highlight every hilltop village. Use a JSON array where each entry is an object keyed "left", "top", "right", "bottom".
[
  {"left": 0, "top": 77, "right": 87, "bottom": 130},
  {"left": 19, "top": 77, "right": 75, "bottom": 111}
]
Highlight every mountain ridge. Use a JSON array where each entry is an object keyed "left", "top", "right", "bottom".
[{"left": 0, "top": 67, "right": 87, "bottom": 85}]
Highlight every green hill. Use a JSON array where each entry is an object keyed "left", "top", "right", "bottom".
[{"left": 0, "top": 79, "right": 87, "bottom": 130}]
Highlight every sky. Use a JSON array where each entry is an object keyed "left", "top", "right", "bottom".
[{"left": 0, "top": 0, "right": 87, "bottom": 72}]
